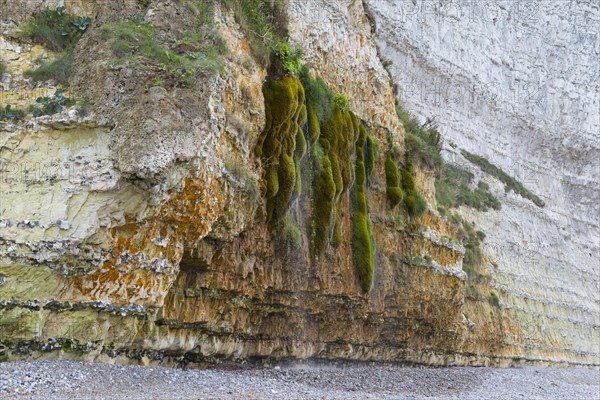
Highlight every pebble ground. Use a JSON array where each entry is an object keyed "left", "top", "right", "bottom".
[{"left": 0, "top": 361, "right": 598, "bottom": 399}]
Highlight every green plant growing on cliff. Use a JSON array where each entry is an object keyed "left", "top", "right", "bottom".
[
  {"left": 22, "top": 7, "right": 91, "bottom": 52},
  {"left": 255, "top": 76, "right": 306, "bottom": 227},
  {"left": 461, "top": 150, "right": 545, "bottom": 207},
  {"left": 436, "top": 163, "right": 501, "bottom": 212},
  {"left": 25, "top": 53, "right": 73, "bottom": 86},
  {"left": 31, "top": 90, "right": 75, "bottom": 117},
  {"left": 22, "top": 7, "right": 90, "bottom": 86},
  {"left": 1, "top": 105, "right": 27, "bottom": 122},
  {"left": 102, "top": 5, "right": 224, "bottom": 88},
  {"left": 385, "top": 153, "right": 403, "bottom": 208},
  {"left": 396, "top": 103, "right": 443, "bottom": 171},
  {"left": 0, "top": 59, "right": 6, "bottom": 76},
  {"left": 333, "top": 94, "right": 349, "bottom": 111},
  {"left": 138, "top": 0, "right": 152, "bottom": 8},
  {"left": 277, "top": 44, "right": 303, "bottom": 77},
  {"left": 299, "top": 65, "right": 334, "bottom": 124},
  {"left": 489, "top": 291, "right": 501, "bottom": 307},
  {"left": 352, "top": 124, "right": 375, "bottom": 292},
  {"left": 219, "top": 0, "right": 286, "bottom": 64}
]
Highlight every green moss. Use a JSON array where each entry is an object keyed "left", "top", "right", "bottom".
[
  {"left": 310, "top": 151, "right": 337, "bottom": 258},
  {"left": 351, "top": 122, "right": 374, "bottom": 292},
  {"left": 258, "top": 77, "right": 305, "bottom": 226},
  {"left": 385, "top": 153, "right": 403, "bottom": 208},
  {"left": 365, "top": 134, "right": 377, "bottom": 182},
  {"left": 386, "top": 187, "right": 403, "bottom": 207},
  {"left": 312, "top": 104, "right": 357, "bottom": 248},
  {"left": 306, "top": 99, "right": 321, "bottom": 143},
  {"left": 402, "top": 166, "right": 427, "bottom": 218},
  {"left": 489, "top": 291, "right": 501, "bottom": 307},
  {"left": 320, "top": 106, "right": 355, "bottom": 194}
]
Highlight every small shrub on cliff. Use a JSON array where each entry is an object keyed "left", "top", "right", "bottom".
[
  {"left": 220, "top": 0, "right": 286, "bottom": 64},
  {"left": 25, "top": 53, "right": 73, "bottom": 86},
  {"left": 299, "top": 65, "right": 334, "bottom": 124},
  {"left": 333, "top": 94, "right": 349, "bottom": 111},
  {"left": 31, "top": 90, "right": 75, "bottom": 117},
  {"left": 397, "top": 103, "right": 443, "bottom": 171},
  {"left": 22, "top": 7, "right": 90, "bottom": 52},
  {"left": 385, "top": 153, "right": 403, "bottom": 208},
  {"left": 489, "top": 291, "right": 501, "bottom": 307},
  {"left": 1, "top": 105, "right": 27, "bottom": 122}
]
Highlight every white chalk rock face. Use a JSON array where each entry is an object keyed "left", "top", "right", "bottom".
[{"left": 369, "top": 0, "right": 599, "bottom": 362}]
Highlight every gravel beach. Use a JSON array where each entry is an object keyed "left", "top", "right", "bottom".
[{"left": 0, "top": 361, "right": 597, "bottom": 399}]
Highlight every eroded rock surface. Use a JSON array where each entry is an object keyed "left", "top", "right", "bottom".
[{"left": 0, "top": 0, "right": 597, "bottom": 368}]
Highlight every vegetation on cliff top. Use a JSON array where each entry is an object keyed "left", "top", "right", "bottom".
[
  {"left": 102, "top": 4, "right": 225, "bottom": 88},
  {"left": 22, "top": 6, "right": 90, "bottom": 52},
  {"left": 22, "top": 7, "right": 90, "bottom": 86},
  {"left": 219, "top": 0, "right": 287, "bottom": 65}
]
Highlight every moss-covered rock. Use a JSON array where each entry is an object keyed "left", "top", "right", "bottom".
[
  {"left": 310, "top": 149, "right": 337, "bottom": 258},
  {"left": 256, "top": 77, "right": 306, "bottom": 226},
  {"left": 352, "top": 122, "right": 374, "bottom": 292},
  {"left": 365, "top": 134, "right": 377, "bottom": 183},
  {"left": 385, "top": 153, "right": 403, "bottom": 208},
  {"left": 310, "top": 104, "right": 357, "bottom": 257},
  {"left": 401, "top": 163, "right": 427, "bottom": 218},
  {"left": 306, "top": 99, "right": 321, "bottom": 143}
]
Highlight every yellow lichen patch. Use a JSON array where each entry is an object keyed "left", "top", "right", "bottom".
[{"left": 68, "top": 175, "right": 228, "bottom": 308}]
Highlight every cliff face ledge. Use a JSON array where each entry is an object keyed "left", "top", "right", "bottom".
[{"left": 0, "top": 0, "right": 597, "bottom": 367}]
